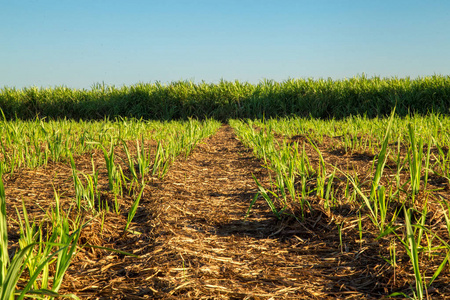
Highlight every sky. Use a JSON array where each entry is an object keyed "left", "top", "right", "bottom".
[{"left": 1, "top": 0, "right": 450, "bottom": 90}]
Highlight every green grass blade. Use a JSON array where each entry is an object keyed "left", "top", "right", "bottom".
[
  {"left": 370, "top": 107, "right": 395, "bottom": 200},
  {"left": 125, "top": 184, "right": 146, "bottom": 232},
  {"left": 404, "top": 207, "right": 424, "bottom": 300},
  {"left": 2, "top": 243, "right": 36, "bottom": 300},
  {"left": 0, "top": 172, "right": 9, "bottom": 286}
]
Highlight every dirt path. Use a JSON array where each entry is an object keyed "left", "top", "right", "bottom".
[{"left": 143, "top": 125, "right": 331, "bottom": 299}]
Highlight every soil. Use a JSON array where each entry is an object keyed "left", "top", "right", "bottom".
[{"left": 3, "top": 125, "right": 450, "bottom": 299}]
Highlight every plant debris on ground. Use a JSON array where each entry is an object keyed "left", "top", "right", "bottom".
[{"left": 3, "top": 121, "right": 450, "bottom": 299}]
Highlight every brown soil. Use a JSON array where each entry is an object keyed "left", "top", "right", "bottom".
[{"left": 3, "top": 125, "right": 450, "bottom": 299}]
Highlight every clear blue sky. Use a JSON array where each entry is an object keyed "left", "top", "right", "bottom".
[{"left": 1, "top": 0, "right": 449, "bottom": 89}]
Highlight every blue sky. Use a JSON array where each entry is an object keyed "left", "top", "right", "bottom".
[{"left": 1, "top": 0, "right": 449, "bottom": 89}]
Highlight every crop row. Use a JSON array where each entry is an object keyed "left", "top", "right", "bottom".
[
  {"left": 230, "top": 112, "right": 450, "bottom": 299},
  {"left": 1, "top": 75, "right": 450, "bottom": 121},
  {"left": 0, "top": 118, "right": 221, "bottom": 299}
]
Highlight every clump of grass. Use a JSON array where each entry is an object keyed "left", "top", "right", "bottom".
[{"left": 0, "top": 171, "right": 80, "bottom": 299}]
